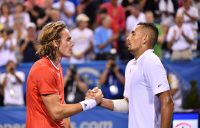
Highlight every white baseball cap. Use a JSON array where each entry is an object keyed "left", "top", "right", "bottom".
[
  {"left": 26, "top": 22, "right": 36, "bottom": 29},
  {"left": 76, "top": 14, "right": 89, "bottom": 22}
]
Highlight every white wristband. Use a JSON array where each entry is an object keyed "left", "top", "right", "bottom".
[
  {"left": 113, "top": 99, "right": 129, "bottom": 113},
  {"left": 80, "top": 99, "right": 97, "bottom": 111}
]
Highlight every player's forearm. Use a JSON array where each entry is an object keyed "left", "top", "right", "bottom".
[
  {"left": 100, "top": 98, "right": 114, "bottom": 111},
  {"left": 52, "top": 103, "right": 83, "bottom": 121},
  {"left": 161, "top": 98, "right": 174, "bottom": 128}
]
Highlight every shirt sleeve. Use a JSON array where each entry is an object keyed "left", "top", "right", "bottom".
[
  {"left": 37, "top": 68, "right": 59, "bottom": 95},
  {"left": 166, "top": 27, "right": 174, "bottom": 42},
  {"left": 16, "top": 71, "right": 25, "bottom": 83},
  {"left": 184, "top": 25, "right": 194, "bottom": 40},
  {"left": 144, "top": 58, "right": 170, "bottom": 95}
]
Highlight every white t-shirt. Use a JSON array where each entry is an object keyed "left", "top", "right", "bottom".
[
  {"left": 126, "top": 13, "right": 146, "bottom": 33},
  {"left": 10, "top": 12, "right": 30, "bottom": 28},
  {"left": 70, "top": 28, "right": 93, "bottom": 63},
  {"left": 53, "top": 1, "right": 75, "bottom": 28},
  {"left": 0, "top": 71, "right": 25, "bottom": 106},
  {"left": 166, "top": 24, "right": 194, "bottom": 51},
  {"left": 177, "top": 6, "right": 199, "bottom": 30},
  {"left": 124, "top": 49, "right": 170, "bottom": 128},
  {"left": 0, "top": 37, "right": 17, "bottom": 66}
]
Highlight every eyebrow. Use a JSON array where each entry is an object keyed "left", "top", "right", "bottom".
[
  {"left": 67, "top": 36, "right": 71, "bottom": 40},
  {"left": 131, "top": 30, "right": 135, "bottom": 35}
]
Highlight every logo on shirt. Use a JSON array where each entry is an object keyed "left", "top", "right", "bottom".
[
  {"left": 157, "top": 84, "right": 162, "bottom": 87},
  {"left": 84, "top": 103, "right": 87, "bottom": 108}
]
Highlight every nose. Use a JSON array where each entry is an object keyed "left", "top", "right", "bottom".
[
  {"left": 126, "top": 35, "right": 130, "bottom": 42},
  {"left": 70, "top": 41, "right": 74, "bottom": 47}
]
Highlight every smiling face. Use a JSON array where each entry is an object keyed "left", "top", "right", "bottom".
[{"left": 58, "top": 28, "right": 73, "bottom": 58}]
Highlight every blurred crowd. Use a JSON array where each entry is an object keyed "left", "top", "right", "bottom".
[
  {"left": 0, "top": 0, "right": 199, "bottom": 110},
  {"left": 0, "top": 0, "right": 199, "bottom": 66}
]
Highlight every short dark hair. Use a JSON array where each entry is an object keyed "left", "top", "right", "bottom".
[{"left": 137, "top": 23, "right": 158, "bottom": 46}]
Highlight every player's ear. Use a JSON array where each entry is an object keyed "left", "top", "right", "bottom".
[
  {"left": 143, "top": 34, "right": 148, "bottom": 45},
  {"left": 52, "top": 40, "right": 59, "bottom": 48}
]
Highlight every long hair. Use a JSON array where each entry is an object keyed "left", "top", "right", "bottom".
[{"left": 36, "top": 21, "right": 66, "bottom": 61}]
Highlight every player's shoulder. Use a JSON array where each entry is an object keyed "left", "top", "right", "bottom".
[
  {"left": 30, "top": 58, "right": 52, "bottom": 73},
  {"left": 143, "top": 52, "right": 162, "bottom": 65}
]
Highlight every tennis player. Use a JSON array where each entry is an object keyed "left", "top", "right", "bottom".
[
  {"left": 89, "top": 23, "right": 174, "bottom": 128},
  {"left": 26, "top": 21, "right": 103, "bottom": 128}
]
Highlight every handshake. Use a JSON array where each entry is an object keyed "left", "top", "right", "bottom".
[{"left": 80, "top": 87, "right": 104, "bottom": 111}]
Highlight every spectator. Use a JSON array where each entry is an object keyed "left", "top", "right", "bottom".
[
  {"left": 24, "top": 0, "right": 45, "bottom": 27},
  {"left": 145, "top": 11, "right": 165, "bottom": 58},
  {"left": 121, "top": 0, "right": 140, "bottom": 17},
  {"left": 12, "top": 19, "right": 27, "bottom": 45},
  {"left": 64, "top": 65, "right": 88, "bottom": 104},
  {"left": 77, "top": 0, "right": 99, "bottom": 29},
  {"left": 2, "top": 0, "right": 23, "bottom": 14},
  {"left": 12, "top": 19, "right": 27, "bottom": 63},
  {"left": 0, "top": 2, "right": 12, "bottom": 28},
  {"left": 177, "top": 0, "right": 199, "bottom": 31},
  {"left": 94, "top": 15, "right": 115, "bottom": 60},
  {"left": 0, "top": 28, "right": 17, "bottom": 66},
  {"left": 99, "top": 52, "right": 125, "bottom": 99},
  {"left": 0, "top": 72, "right": 3, "bottom": 106},
  {"left": 10, "top": 2, "right": 30, "bottom": 28},
  {"left": 50, "top": 8, "right": 61, "bottom": 22},
  {"left": 28, "top": 0, "right": 46, "bottom": 8},
  {"left": 36, "top": 0, "right": 53, "bottom": 29},
  {"left": 158, "top": 0, "right": 178, "bottom": 26},
  {"left": 19, "top": 22, "right": 39, "bottom": 63},
  {"left": 168, "top": 72, "right": 183, "bottom": 112},
  {"left": 126, "top": 4, "right": 146, "bottom": 33},
  {"left": 0, "top": 60, "right": 25, "bottom": 106},
  {"left": 100, "top": 0, "right": 126, "bottom": 49},
  {"left": 52, "top": 0, "right": 75, "bottom": 29},
  {"left": 141, "top": 0, "right": 159, "bottom": 17},
  {"left": 177, "top": 0, "right": 199, "bottom": 50},
  {"left": 70, "top": 14, "right": 94, "bottom": 63},
  {"left": 167, "top": 14, "right": 194, "bottom": 60}
]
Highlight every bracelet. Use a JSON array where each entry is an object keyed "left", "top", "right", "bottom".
[{"left": 80, "top": 99, "right": 97, "bottom": 111}]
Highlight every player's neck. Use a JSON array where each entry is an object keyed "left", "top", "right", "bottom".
[
  {"left": 134, "top": 48, "right": 148, "bottom": 60},
  {"left": 51, "top": 57, "right": 61, "bottom": 67}
]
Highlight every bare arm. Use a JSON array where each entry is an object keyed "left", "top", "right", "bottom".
[
  {"left": 63, "top": 118, "right": 71, "bottom": 128},
  {"left": 13, "top": 73, "right": 23, "bottom": 84},
  {"left": 19, "top": 39, "right": 29, "bottom": 54},
  {"left": 167, "top": 30, "right": 176, "bottom": 49},
  {"left": 41, "top": 93, "right": 83, "bottom": 121},
  {"left": 99, "top": 98, "right": 114, "bottom": 111},
  {"left": 100, "top": 97, "right": 128, "bottom": 111},
  {"left": 182, "top": 32, "right": 193, "bottom": 44},
  {"left": 157, "top": 90, "right": 174, "bottom": 128},
  {"left": 185, "top": 11, "right": 199, "bottom": 21}
]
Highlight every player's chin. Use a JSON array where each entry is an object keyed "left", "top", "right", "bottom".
[{"left": 62, "top": 52, "right": 72, "bottom": 58}]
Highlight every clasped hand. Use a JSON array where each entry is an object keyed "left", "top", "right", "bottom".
[{"left": 86, "top": 87, "right": 103, "bottom": 105}]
